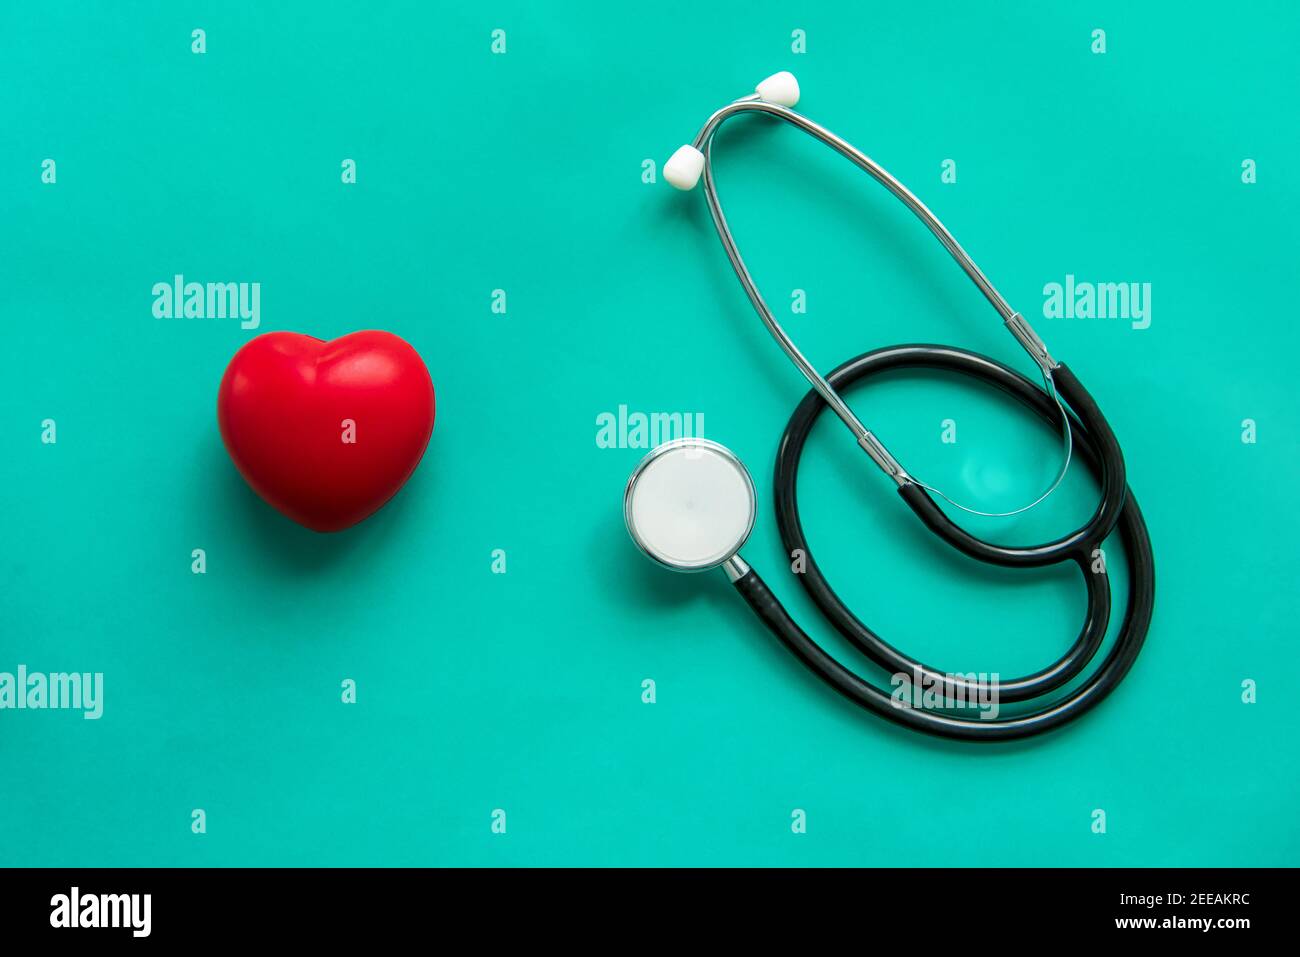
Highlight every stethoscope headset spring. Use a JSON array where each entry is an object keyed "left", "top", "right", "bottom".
[{"left": 626, "top": 72, "right": 1156, "bottom": 741}]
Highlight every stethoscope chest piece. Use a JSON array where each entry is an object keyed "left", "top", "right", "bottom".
[{"left": 624, "top": 438, "right": 756, "bottom": 573}]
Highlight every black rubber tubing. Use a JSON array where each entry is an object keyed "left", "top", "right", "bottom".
[
  {"left": 898, "top": 360, "right": 1127, "bottom": 567},
  {"left": 735, "top": 344, "right": 1156, "bottom": 741}
]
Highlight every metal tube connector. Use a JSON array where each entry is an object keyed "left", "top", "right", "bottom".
[{"left": 1005, "top": 312, "right": 1058, "bottom": 374}]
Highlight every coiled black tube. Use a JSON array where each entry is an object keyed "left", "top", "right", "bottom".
[{"left": 734, "top": 344, "right": 1155, "bottom": 741}]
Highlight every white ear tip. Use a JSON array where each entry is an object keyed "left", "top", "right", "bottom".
[
  {"left": 664, "top": 144, "right": 705, "bottom": 190},
  {"left": 756, "top": 71, "right": 800, "bottom": 107}
]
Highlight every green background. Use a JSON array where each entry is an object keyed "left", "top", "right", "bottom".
[{"left": 2, "top": 1, "right": 1297, "bottom": 867}]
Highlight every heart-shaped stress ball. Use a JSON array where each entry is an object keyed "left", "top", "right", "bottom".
[{"left": 218, "top": 331, "right": 435, "bottom": 532}]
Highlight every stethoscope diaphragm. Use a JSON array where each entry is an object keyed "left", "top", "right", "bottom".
[{"left": 624, "top": 438, "right": 755, "bottom": 573}]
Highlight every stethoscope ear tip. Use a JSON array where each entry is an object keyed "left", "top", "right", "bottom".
[
  {"left": 664, "top": 145, "right": 704, "bottom": 190},
  {"left": 755, "top": 71, "right": 799, "bottom": 108},
  {"left": 662, "top": 72, "right": 800, "bottom": 191}
]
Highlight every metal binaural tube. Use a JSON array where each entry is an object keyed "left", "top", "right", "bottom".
[
  {"left": 689, "top": 93, "right": 1070, "bottom": 511},
  {"left": 692, "top": 99, "right": 1025, "bottom": 325}
]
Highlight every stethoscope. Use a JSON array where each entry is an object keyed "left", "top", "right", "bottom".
[{"left": 624, "top": 73, "right": 1155, "bottom": 741}]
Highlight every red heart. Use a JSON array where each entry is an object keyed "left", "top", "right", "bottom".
[{"left": 217, "top": 331, "right": 435, "bottom": 532}]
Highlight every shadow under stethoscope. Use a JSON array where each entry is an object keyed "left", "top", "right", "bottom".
[{"left": 591, "top": 505, "right": 742, "bottom": 619}]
